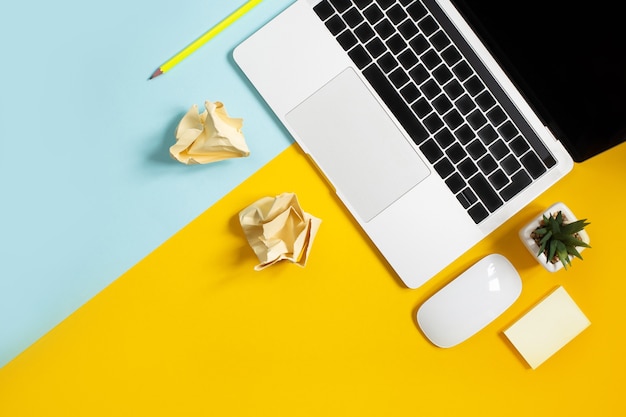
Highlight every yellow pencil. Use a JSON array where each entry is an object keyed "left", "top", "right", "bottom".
[{"left": 149, "top": 0, "right": 262, "bottom": 79}]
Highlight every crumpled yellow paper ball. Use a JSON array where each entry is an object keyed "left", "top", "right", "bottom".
[
  {"left": 239, "top": 193, "right": 322, "bottom": 270},
  {"left": 170, "top": 100, "right": 250, "bottom": 164}
]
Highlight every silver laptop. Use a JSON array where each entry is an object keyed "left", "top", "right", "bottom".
[{"left": 234, "top": 0, "right": 625, "bottom": 288}]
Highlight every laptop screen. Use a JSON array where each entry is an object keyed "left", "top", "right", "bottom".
[{"left": 450, "top": 1, "right": 626, "bottom": 162}]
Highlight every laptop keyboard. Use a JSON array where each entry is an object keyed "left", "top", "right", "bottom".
[{"left": 313, "top": 0, "right": 556, "bottom": 224}]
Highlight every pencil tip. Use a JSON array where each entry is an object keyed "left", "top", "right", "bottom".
[{"left": 149, "top": 68, "right": 163, "bottom": 80}]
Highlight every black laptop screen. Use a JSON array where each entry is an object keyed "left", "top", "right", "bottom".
[{"left": 450, "top": 1, "right": 626, "bottom": 161}]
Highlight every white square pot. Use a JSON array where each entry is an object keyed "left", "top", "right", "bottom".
[{"left": 519, "top": 202, "right": 590, "bottom": 272}]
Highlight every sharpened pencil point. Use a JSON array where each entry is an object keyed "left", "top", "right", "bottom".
[
  {"left": 149, "top": 68, "right": 163, "bottom": 80},
  {"left": 149, "top": 0, "right": 261, "bottom": 78}
]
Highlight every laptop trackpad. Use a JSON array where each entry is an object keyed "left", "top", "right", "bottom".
[{"left": 286, "top": 68, "right": 430, "bottom": 222}]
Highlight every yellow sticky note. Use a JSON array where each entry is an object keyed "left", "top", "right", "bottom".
[{"left": 504, "top": 286, "right": 590, "bottom": 369}]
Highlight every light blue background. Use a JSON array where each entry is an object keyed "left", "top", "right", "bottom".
[{"left": 0, "top": 0, "right": 294, "bottom": 368}]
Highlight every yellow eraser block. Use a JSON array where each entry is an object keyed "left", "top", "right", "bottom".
[{"left": 504, "top": 286, "right": 590, "bottom": 369}]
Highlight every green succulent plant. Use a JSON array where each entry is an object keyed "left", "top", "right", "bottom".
[{"left": 532, "top": 211, "right": 591, "bottom": 270}]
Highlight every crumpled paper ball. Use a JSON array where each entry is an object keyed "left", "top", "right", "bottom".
[
  {"left": 170, "top": 100, "right": 250, "bottom": 164},
  {"left": 239, "top": 193, "right": 322, "bottom": 270}
]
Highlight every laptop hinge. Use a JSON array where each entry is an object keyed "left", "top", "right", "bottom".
[{"left": 543, "top": 125, "right": 560, "bottom": 143}]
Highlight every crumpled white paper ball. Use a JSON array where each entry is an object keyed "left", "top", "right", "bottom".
[
  {"left": 170, "top": 100, "right": 250, "bottom": 164},
  {"left": 239, "top": 193, "right": 322, "bottom": 270}
]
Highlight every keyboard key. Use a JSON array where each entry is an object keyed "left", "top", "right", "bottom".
[
  {"left": 446, "top": 143, "right": 467, "bottom": 163},
  {"left": 477, "top": 125, "right": 498, "bottom": 144},
  {"left": 489, "top": 139, "right": 509, "bottom": 160},
  {"left": 469, "top": 175, "right": 503, "bottom": 212},
  {"left": 454, "top": 123, "right": 475, "bottom": 144},
  {"left": 455, "top": 94, "right": 475, "bottom": 115},
  {"left": 434, "top": 129, "right": 455, "bottom": 148},
  {"left": 313, "top": 0, "right": 334, "bottom": 20},
  {"left": 468, "top": 203, "right": 489, "bottom": 223},
  {"left": 421, "top": 49, "right": 442, "bottom": 70},
  {"left": 441, "top": 45, "right": 462, "bottom": 66},
  {"left": 363, "top": 4, "right": 384, "bottom": 24},
  {"left": 343, "top": 7, "right": 364, "bottom": 27},
  {"left": 417, "top": 15, "right": 439, "bottom": 36},
  {"left": 457, "top": 187, "right": 478, "bottom": 209},
  {"left": 374, "top": 18, "right": 395, "bottom": 39},
  {"left": 464, "top": 75, "right": 484, "bottom": 96},
  {"left": 434, "top": 158, "right": 455, "bottom": 178},
  {"left": 325, "top": 15, "right": 346, "bottom": 35},
  {"left": 500, "top": 170, "right": 532, "bottom": 201},
  {"left": 501, "top": 154, "right": 521, "bottom": 175},
  {"left": 476, "top": 91, "right": 496, "bottom": 111},
  {"left": 387, "top": 4, "right": 407, "bottom": 24},
  {"left": 398, "top": 20, "right": 419, "bottom": 39},
  {"left": 477, "top": 154, "right": 498, "bottom": 174},
  {"left": 389, "top": 67, "right": 409, "bottom": 88},
  {"left": 423, "top": 112, "right": 444, "bottom": 133},
  {"left": 486, "top": 106, "right": 506, "bottom": 125},
  {"left": 347, "top": 45, "right": 372, "bottom": 68},
  {"left": 430, "top": 30, "right": 451, "bottom": 51},
  {"left": 420, "top": 139, "right": 444, "bottom": 163},
  {"left": 432, "top": 94, "right": 452, "bottom": 114},
  {"left": 409, "top": 34, "right": 429, "bottom": 55},
  {"left": 400, "top": 83, "right": 420, "bottom": 102},
  {"left": 488, "top": 168, "right": 509, "bottom": 190},
  {"left": 446, "top": 173, "right": 466, "bottom": 194},
  {"left": 386, "top": 34, "right": 407, "bottom": 54},
  {"left": 458, "top": 157, "right": 478, "bottom": 178},
  {"left": 411, "top": 98, "right": 432, "bottom": 118},
  {"left": 365, "top": 37, "right": 386, "bottom": 58},
  {"left": 467, "top": 109, "right": 487, "bottom": 130},
  {"left": 520, "top": 151, "right": 547, "bottom": 179},
  {"left": 467, "top": 139, "right": 487, "bottom": 159},
  {"left": 407, "top": 2, "right": 428, "bottom": 21},
  {"left": 409, "top": 64, "right": 429, "bottom": 84},
  {"left": 336, "top": 30, "right": 358, "bottom": 50},
  {"left": 398, "top": 49, "right": 419, "bottom": 69},
  {"left": 378, "top": 52, "right": 399, "bottom": 73},
  {"left": 362, "top": 64, "right": 429, "bottom": 144},
  {"left": 432, "top": 65, "right": 453, "bottom": 84},
  {"left": 498, "top": 121, "right": 519, "bottom": 141},
  {"left": 354, "top": 22, "right": 375, "bottom": 42},
  {"left": 510, "top": 136, "right": 530, "bottom": 156},
  {"left": 443, "top": 109, "right": 463, "bottom": 129},
  {"left": 409, "top": 126, "right": 430, "bottom": 145},
  {"left": 452, "top": 60, "right": 473, "bottom": 81},
  {"left": 443, "top": 79, "right": 463, "bottom": 99},
  {"left": 420, "top": 79, "right": 441, "bottom": 99}
]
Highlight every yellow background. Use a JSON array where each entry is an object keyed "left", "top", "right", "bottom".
[{"left": 1, "top": 143, "right": 624, "bottom": 416}]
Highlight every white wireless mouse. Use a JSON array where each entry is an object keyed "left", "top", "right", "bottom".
[{"left": 417, "top": 254, "right": 522, "bottom": 348}]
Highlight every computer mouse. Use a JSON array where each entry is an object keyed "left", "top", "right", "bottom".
[{"left": 417, "top": 254, "right": 522, "bottom": 348}]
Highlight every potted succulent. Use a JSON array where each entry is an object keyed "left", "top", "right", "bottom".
[{"left": 519, "top": 202, "right": 591, "bottom": 272}]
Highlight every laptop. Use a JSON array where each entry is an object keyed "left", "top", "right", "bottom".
[{"left": 234, "top": 0, "right": 626, "bottom": 288}]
